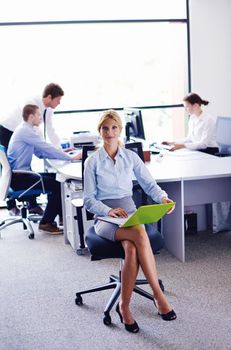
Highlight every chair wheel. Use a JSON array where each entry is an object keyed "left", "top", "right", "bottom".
[
  {"left": 28, "top": 233, "right": 34, "bottom": 239},
  {"left": 158, "top": 279, "right": 164, "bottom": 292},
  {"left": 103, "top": 314, "right": 111, "bottom": 326},
  {"left": 75, "top": 294, "right": 83, "bottom": 306}
]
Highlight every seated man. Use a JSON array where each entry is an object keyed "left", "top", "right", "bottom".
[
  {"left": 0, "top": 82, "right": 66, "bottom": 215},
  {"left": 7, "top": 104, "right": 81, "bottom": 234}
]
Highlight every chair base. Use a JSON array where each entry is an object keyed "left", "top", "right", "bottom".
[
  {"left": 0, "top": 215, "right": 36, "bottom": 239},
  {"left": 75, "top": 273, "right": 164, "bottom": 326},
  {"left": 0, "top": 202, "right": 43, "bottom": 239},
  {"left": 76, "top": 246, "right": 89, "bottom": 256}
]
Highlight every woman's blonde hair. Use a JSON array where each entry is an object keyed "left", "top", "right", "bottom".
[{"left": 97, "top": 109, "right": 123, "bottom": 133}]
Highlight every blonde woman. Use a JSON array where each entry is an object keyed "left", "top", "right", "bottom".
[{"left": 83, "top": 110, "right": 176, "bottom": 333}]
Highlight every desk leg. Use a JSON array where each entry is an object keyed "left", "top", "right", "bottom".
[{"left": 160, "top": 181, "right": 185, "bottom": 262}]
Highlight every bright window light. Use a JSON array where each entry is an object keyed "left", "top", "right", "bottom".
[{"left": 0, "top": 0, "right": 186, "bottom": 22}]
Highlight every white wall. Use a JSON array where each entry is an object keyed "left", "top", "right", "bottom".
[
  {"left": 189, "top": 0, "right": 231, "bottom": 231},
  {"left": 189, "top": 0, "right": 231, "bottom": 117}
]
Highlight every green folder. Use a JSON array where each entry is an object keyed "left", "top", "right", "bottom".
[{"left": 97, "top": 202, "right": 176, "bottom": 228}]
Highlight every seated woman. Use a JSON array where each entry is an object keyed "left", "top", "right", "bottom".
[
  {"left": 83, "top": 110, "right": 177, "bottom": 334},
  {"left": 162, "top": 92, "right": 218, "bottom": 154}
]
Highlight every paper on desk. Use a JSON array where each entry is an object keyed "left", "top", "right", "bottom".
[{"left": 166, "top": 149, "right": 200, "bottom": 157}]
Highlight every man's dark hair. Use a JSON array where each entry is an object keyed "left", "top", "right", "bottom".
[
  {"left": 22, "top": 104, "right": 39, "bottom": 121},
  {"left": 42, "top": 83, "right": 64, "bottom": 98}
]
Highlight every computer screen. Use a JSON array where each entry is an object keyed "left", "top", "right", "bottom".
[
  {"left": 123, "top": 108, "right": 145, "bottom": 141},
  {"left": 216, "top": 116, "right": 231, "bottom": 155}
]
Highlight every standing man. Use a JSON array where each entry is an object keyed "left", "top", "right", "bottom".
[
  {"left": 0, "top": 83, "right": 64, "bottom": 148},
  {"left": 0, "top": 83, "right": 65, "bottom": 214},
  {"left": 7, "top": 104, "right": 81, "bottom": 235}
]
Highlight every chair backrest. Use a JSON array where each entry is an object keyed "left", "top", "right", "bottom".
[
  {"left": 125, "top": 142, "right": 144, "bottom": 162},
  {"left": 0, "top": 144, "right": 12, "bottom": 201},
  {"left": 81, "top": 145, "right": 96, "bottom": 187},
  {"left": 125, "top": 142, "right": 147, "bottom": 204},
  {"left": 82, "top": 145, "right": 97, "bottom": 220}
]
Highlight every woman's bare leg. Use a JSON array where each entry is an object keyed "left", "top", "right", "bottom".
[
  {"left": 119, "top": 240, "right": 139, "bottom": 324},
  {"left": 115, "top": 225, "right": 173, "bottom": 315}
]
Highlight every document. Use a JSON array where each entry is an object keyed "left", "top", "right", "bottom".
[
  {"left": 166, "top": 149, "right": 200, "bottom": 157},
  {"left": 97, "top": 202, "right": 175, "bottom": 228}
]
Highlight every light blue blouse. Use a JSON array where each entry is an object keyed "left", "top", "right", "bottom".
[{"left": 83, "top": 146, "right": 167, "bottom": 216}]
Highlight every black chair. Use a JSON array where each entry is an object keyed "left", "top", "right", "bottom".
[
  {"left": 74, "top": 144, "right": 165, "bottom": 326},
  {"left": 125, "top": 141, "right": 144, "bottom": 161},
  {"left": 199, "top": 147, "right": 219, "bottom": 155},
  {"left": 125, "top": 142, "right": 147, "bottom": 204},
  {"left": 71, "top": 145, "right": 95, "bottom": 255}
]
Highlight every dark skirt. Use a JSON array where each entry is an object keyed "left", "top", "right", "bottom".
[{"left": 94, "top": 196, "right": 136, "bottom": 241}]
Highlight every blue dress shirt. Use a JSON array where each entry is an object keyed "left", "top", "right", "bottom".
[
  {"left": 83, "top": 146, "right": 167, "bottom": 216},
  {"left": 7, "top": 122, "right": 71, "bottom": 171}
]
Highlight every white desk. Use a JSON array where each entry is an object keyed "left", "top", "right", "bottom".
[
  {"left": 49, "top": 150, "right": 231, "bottom": 261},
  {"left": 146, "top": 150, "right": 231, "bottom": 261}
]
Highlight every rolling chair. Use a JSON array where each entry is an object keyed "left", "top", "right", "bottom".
[
  {"left": 125, "top": 141, "right": 147, "bottom": 205},
  {"left": 74, "top": 144, "right": 165, "bottom": 326},
  {"left": 0, "top": 144, "right": 47, "bottom": 239}
]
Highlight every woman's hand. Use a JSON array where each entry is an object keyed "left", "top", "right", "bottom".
[
  {"left": 63, "top": 147, "right": 75, "bottom": 153},
  {"left": 170, "top": 143, "right": 185, "bottom": 151},
  {"left": 71, "top": 152, "right": 82, "bottom": 160},
  {"left": 162, "top": 141, "right": 173, "bottom": 146},
  {"left": 108, "top": 208, "right": 128, "bottom": 218},
  {"left": 161, "top": 197, "right": 175, "bottom": 214}
]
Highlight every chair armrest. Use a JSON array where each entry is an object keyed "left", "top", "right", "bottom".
[
  {"left": 13, "top": 169, "right": 42, "bottom": 177},
  {"left": 71, "top": 198, "right": 84, "bottom": 208},
  {"left": 12, "top": 170, "right": 45, "bottom": 197},
  {"left": 71, "top": 198, "right": 94, "bottom": 221}
]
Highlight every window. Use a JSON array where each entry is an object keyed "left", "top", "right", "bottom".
[
  {"left": 0, "top": 0, "right": 186, "bottom": 22},
  {"left": 0, "top": 0, "right": 189, "bottom": 142}
]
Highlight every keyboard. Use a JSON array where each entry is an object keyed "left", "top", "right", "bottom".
[{"left": 149, "top": 142, "right": 172, "bottom": 154}]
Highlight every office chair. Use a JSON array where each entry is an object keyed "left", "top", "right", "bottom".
[
  {"left": 125, "top": 142, "right": 162, "bottom": 232},
  {"left": 125, "top": 142, "right": 147, "bottom": 205},
  {"left": 125, "top": 141, "right": 144, "bottom": 161},
  {"left": 0, "top": 144, "right": 46, "bottom": 239},
  {"left": 74, "top": 144, "right": 165, "bottom": 326},
  {"left": 71, "top": 145, "right": 95, "bottom": 255}
]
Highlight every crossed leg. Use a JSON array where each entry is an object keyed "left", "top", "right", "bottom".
[{"left": 115, "top": 225, "right": 174, "bottom": 322}]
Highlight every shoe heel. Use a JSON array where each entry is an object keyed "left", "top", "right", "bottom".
[
  {"left": 115, "top": 303, "right": 139, "bottom": 333},
  {"left": 116, "top": 303, "right": 123, "bottom": 323}
]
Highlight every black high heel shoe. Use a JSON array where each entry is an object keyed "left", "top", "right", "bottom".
[
  {"left": 116, "top": 303, "right": 139, "bottom": 333},
  {"left": 158, "top": 309, "right": 177, "bottom": 321},
  {"left": 153, "top": 299, "right": 177, "bottom": 321}
]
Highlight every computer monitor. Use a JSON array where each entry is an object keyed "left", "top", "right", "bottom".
[
  {"left": 123, "top": 108, "right": 145, "bottom": 141},
  {"left": 216, "top": 116, "right": 231, "bottom": 156}
]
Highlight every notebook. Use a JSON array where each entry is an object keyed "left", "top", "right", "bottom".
[{"left": 97, "top": 202, "right": 175, "bottom": 228}]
